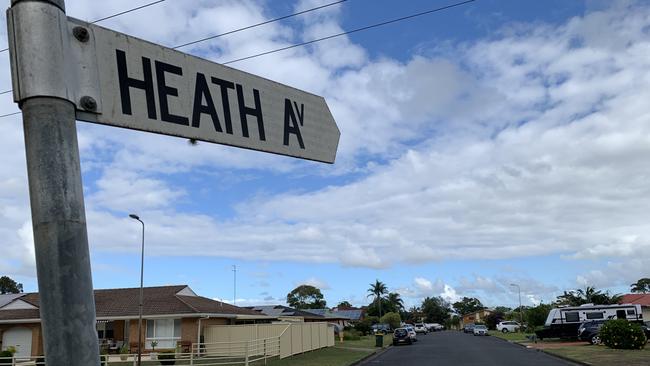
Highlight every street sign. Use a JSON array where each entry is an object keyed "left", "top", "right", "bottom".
[{"left": 11, "top": 15, "right": 340, "bottom": 164}]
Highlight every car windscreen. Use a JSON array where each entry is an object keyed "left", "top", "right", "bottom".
[{"left": 395, "top": 329, "right": 407, "bottom": 336}]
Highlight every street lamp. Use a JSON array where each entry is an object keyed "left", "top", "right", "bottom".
[
  {"left": 129, "top": 214, "right": 145, "bottom": 366},
  {"left": 510, "top": 283, "right": 523, "bottom": 327}
]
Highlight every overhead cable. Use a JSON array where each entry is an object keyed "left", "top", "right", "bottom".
[
  {"left": 174, "top": 0, "right": 349, "bottom": 50},
  {"left": 223, "top": 0, "right": 475, "bottom": 65}
]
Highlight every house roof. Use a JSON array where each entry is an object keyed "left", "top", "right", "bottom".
[
  {"left": 620, "top": 294, "right": 650, "bottom": 306},
  {"left": 0, "top": 294, "right": 23, "bottom": 308},
  {"left": 248, "top": 305, "right": 326, "bottom": 320},
  {"left": 0, "top": 285, "right": 267, "bottom": 323},
  {"left": 302, "top": 309, "right": 352, "bottom": 320}
]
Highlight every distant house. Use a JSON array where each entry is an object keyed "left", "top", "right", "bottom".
[
  {"left": 620, "top": 294, "right": 650, "bottom": 320},
  {"left": 247, "top": 305, "right": 327, "bottom": 323},
  {"left": 0, "top": 285, "right": 272, "bottom": 359},
  {"left": 461, "top": 309, "right": 494, "bottom": 326},
  {"left": 302, "top": 309, "right": 356, "bottom": 327}
]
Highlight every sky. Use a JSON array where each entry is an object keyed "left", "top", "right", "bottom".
[{"left": 1, "top": 0, "right": 649, "bottom": 311}]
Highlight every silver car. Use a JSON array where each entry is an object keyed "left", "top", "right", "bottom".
[{"left": 473, "top": 324, "right": 488, "bottom": 336}]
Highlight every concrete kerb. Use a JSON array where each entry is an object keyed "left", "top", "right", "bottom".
[{"left": 349, "top": 344, "right": 392, "bottom": 366}]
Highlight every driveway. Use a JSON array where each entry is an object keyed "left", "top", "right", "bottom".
[{"left": 361, "top": 331, "right": 575, "bottom": 366}]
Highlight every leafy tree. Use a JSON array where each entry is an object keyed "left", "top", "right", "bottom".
[
  {"left": 494, "top": 306, "right": 512, "bottom": 314},
  {"left": 0, "top": 276, "right": 23, "bottom": 294},
  {"left": 485, "top": 310, "right": 505, "bottom": 330},
  {"left": 555, "top": 286, "right": 622, "bottom": 306},
  {"left": 452, "top": 297, "right": 484, "bottom": 315},
  {"left": 367, "top": 280, "right": 388, "bottom": 318},
  {"left": 631, "top": 278, "right": 650, "bottom": 294},
  {"left": 380, "top": 312, "right": 402, "bottom": 329},
  {"left": 336, "top": 301, "right": 353, "bottom": 309},
  {"left": 445, "top": 315, "right": 461, "bottom": 330},
  {"left": 421, "top": 296, "right": 451, "bottom": 324},
  {"left": 354, "top": 318, "right": 373, "bottom": 335},
  {"left": 525, "top": 303, "right": 552, "bottom": 328},
  {"left": 286, "top": 285, "right": 326, "bottom": 309}
]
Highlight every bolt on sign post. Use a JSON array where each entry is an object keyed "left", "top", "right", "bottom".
[{"left": 6, "top": 0, "right": 340, "bottom": 365}]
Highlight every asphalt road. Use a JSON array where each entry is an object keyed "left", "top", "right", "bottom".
[{"left": 361, "top": 331, "right": 573, "bottom": 366}]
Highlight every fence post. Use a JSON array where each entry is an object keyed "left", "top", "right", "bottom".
[
  {"left": 244, "top": 341, "right": 249, "bottom": 366},
  {"left": 190, "top": 345, "right": 194, "bottom": 366},
  {"left": 11, "top": 356, "right": 15, "bottom": 366}
]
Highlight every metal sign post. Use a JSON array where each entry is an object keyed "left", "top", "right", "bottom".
[
  {"left": 6, "top": 0, "right": 340, "bottom": 364},
  {"left": 8, "top": 0, "right": 101, "bottom": 365}
]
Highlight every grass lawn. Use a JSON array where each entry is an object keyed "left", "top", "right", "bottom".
[
  {"left": 488, "top": 330, "right": 535, "bottom": 342},
  {"left": 545, "top": 345, "right": 650, "bottom": 366},
  {"left": 336, "top": 334, "right": 393, "bottom": 349}
]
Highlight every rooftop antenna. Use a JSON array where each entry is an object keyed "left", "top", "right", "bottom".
[{"left": 232, "top": 265, "right": 237, "bottom": 306}]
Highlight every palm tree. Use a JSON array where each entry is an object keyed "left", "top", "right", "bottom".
[
  {"left": 631, "top": 278, "right": 650, "bottom": 294},
  {"left": 387, "top": 292, "right": 405, "bottom": 313},
  {"left": 368, "top": 280, "right": 389, "bottom": 319}
]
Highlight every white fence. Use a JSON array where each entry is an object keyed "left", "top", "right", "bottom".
[
  {"left": 204, "top": 322, "right": 335, "bottom": 359},
  {"left": 1, "top": 322, "right": 334, "bottom": 365}
]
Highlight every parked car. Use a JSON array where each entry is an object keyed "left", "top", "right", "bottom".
[
  {"left": 577, "top": 320, "right": 607, "bottom": 345},
  {"left": 497, "top": 321, "right": 521, "bottom": 333},
  {"left": 473, "top": 324, "right": 488, "bottom": 336},
  {"left": 463, "top": 323, "right": 475, "bottom": 333},
  {"left": 405, "top": 326, "right": 418, "bottom": 342},
  {"left": 428, "top": 323, "right": 444, "bottom": 331},
  {"left": 372, "top": 323, "right": 391, "bottom": 335},
  {"left": 414, "top": 323, "right": 428, "bottom": 334},
  {"left": 643, "top": 322, "right": 650, "bottom": 339},
  {"left": 392, "top": 328, "right": 413, "bottom": 346}
]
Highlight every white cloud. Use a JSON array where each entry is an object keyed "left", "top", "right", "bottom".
[{"left": 297, "top": 277, "right": 331, "bottom": 290}]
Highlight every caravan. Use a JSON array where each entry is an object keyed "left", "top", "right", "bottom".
[{"left": 535, "top": 303, "right": 643, "bottom": 339}]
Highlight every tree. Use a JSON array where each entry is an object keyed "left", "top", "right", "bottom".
[
  {"left": 386, "top": 293, "right": 405, "bottom": 313},
  {"left": 367, "top": 280, "right": 388, "bottom": 319},
  {"left": 421, "top": 296, "right": 451, "bottom": 324},
  {"left": 380, "top": 312, "right": 402, "bottom": 329},
  {"left": 631, "top": 278, "right": 650, "bottom": 294},
  {"left": 286, "top": 285, "right": 326, "bottom": 309},
  {"left": 452, "top": 297, "right": 484, "bottom": 315},
  {"left": 555, "top": 286, "right": 622, "bottom": 306},
  {"left": 336, "top": 301, "right": 353, "bottom": 309},
  {"left": 485, "top": 310, "right": 505, "bottom": 330},
  {"left": 525, "top": 303, "right": 552, "bottom": 329},
  {"left": 0, "top": 276, "right": 23, "bottom": 294}
]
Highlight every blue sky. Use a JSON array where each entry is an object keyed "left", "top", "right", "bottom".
[{"left": 1, "top": 0, "right": 649, "bottom": 310}]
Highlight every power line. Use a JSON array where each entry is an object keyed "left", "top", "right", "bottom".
[
  {"left": 0, "top": 111, "right": 20, "bottom": 118},
  {"left": 173, "top": 0, "right": 348, "bottom": 50},
  {"left": 0, "top": 0, "right": 167, "bottom": 53},
  {"left": 0, "top": 90, "right": 12, "bottom": 95},
  {"left": 0, "top": 0, "right": 476, "bottom": 119},
  {"left": 223, "top": 0, "right": 475, "bottom": 65}
]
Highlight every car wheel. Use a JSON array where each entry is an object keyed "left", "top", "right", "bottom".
[
  {"left": 502, "top": 328, "right": 508, "bottom": 333},
  {"left": 590, "top": 335, "right": 602, "bottom": 345}
]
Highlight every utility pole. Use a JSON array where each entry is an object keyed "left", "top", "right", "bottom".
[
  {"left": 233, "top": 265, "right": 237, "bottom": 305},
  {"left": 8, "top": 0, "right": 100, "bottom": 364}
]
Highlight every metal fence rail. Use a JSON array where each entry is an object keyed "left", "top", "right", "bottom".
[{"left": 0, "top": 337, "right": 281, "bottom": 366}]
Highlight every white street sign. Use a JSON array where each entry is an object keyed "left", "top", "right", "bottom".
[{"left": 73, "top": 19, "right": 340, "bottom": 163}]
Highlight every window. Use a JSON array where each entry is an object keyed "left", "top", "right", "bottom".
[
  {"left": 146, "top": 319, "right": 181, "bottom": 349},
  {"left": 565, "top": 312, "right": 579, "bottom": 322},
  {"left": 627, "top": 309, "right": 636, "bottom": 315},
  {"left": 586, "top": 312, "right": 604, "bottom": 320}
]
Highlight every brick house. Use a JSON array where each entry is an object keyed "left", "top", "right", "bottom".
[
  {"left": 620, "top": 294, "right": 650, "bottom": 320},
  {"left": 461, "top": 308, "right": 494, "bottom": 327},
  {"left": 0, "top": 285, "right": 272, "bottom": 358}
]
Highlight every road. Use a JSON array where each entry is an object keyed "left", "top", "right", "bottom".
[{"left": 361, "top": 331, "right": 573, "bottom": 366}]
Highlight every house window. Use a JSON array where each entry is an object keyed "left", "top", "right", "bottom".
[
  {"left": 586, "top": 312, "right": 604, "bottom": 320},
  {"left": 146, "top": 319, "right": 181, "bottom": 349}
]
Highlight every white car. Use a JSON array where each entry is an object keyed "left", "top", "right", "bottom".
[
  {"left": 414, "top": 323, "right": 428, "bottom": 334},
  {"left": 405, "top": 326, "right": 418, "bottom": 342},
  {"left": 496, "top": 321, "right": 521, "bottom": 333},
  {"left": 473, "top": 324, "right": 488, "bottom": 336}
]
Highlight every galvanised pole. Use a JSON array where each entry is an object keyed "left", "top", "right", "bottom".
[{"left": 10, "top": 0, "right": 100, "bottom": 364}]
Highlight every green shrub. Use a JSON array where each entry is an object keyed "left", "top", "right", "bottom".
[
  {"left": 158, "top": 350, "right": 176, "bottom": 365},
  {"left": 354, "top": 319, "right": 373, "bottom": 335},
  {"left": 600, "top": 320, "right": 646, "bottom": 350},
  {"left": 0, "top": 350, "right": 13, "bottom": 366},
  {"left": 380, "top": 312, "right": 401, "bottom": 330},
  {"left": 343, "top": 329, "right": 361, "bottom": 341}
]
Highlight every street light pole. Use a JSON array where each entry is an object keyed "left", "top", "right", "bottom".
[
  {"left": 510, "top": 283, "right": 523, "bottom": 327},
  {"left": 130, "top": 214, "right": 145, "bottom": 366}
]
